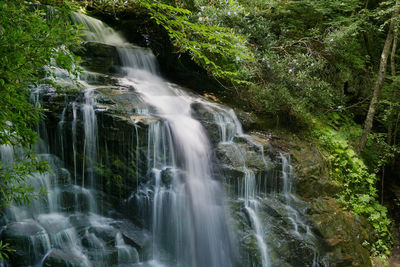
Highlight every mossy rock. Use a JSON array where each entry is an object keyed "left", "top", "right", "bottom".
[
  {"left": 75, "top": 42, "right": 120, "bottom": 74},
  {"left": 309, "top": 198, "right": 374, "bottom": 267}
]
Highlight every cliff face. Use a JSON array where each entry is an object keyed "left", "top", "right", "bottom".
[
  {"left": 287, "top": 135, "right": 374, "bottom": 266},
  {"left": 73, "top": 37, "right": 376, "bottom": 266},
  {"left": 0, "top": 13, "right": 377, "bottom": 266},
  {"left": 69, "top": 13, "right": 379, "bottom": 265},
  {"left": 100, "top": 11, "right": 377, "bottom": 265}
]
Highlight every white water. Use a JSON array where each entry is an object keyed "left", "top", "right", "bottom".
[
  {"left": 243, "top": 171, "right": 270, "bottom": 267},
  {"left": 82, "top": 86, "right": 98, "bottom": 189}
]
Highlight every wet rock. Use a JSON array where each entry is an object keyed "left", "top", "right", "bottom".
[
  {"left": 88, "top": 225, "right": 119, "bottom": 246},
  {"left": 77, "top": 42, "right": 120, "bottom": 74},
  {"left": 190, "top": 102, "right": 223, "bottom": 145},
  {"left": 59, "top": 185, "right": 92, "bottom": 212},
  {"left": 161, "top": 168, "right": 173, "bottom": 186},
  {"left": 2, "top": 220, "right": 50, "bottom": 266},
  {"left": 191, "top": 102, "right": 214, "bottom": 120},
  {"left": 2, "top": 220, "right": 46, "bottom": 239},
  {"left": 82, "top": 231, "right": 106, "bottom": 249},
  {"left": 267, "top": 230, "right": 317, "bottom": 266},
  {"left": 40, "top": 76, "right": 156, "bottom": 207},
  {"left": 96, "top": 88, "right": 144, "bottom": 117},
  {"left": 290, "top": 139, "right": 342, "bottom": 198},
  {"left": 80, "top": 71, "right": 118, "bottom": 86},
  {"left": 36, "top": 214, "right": 73, "bottom": 238},
  {"left": 221, "top": 165, "right": 246, "bottom": 182},
  {"left": 85, "top": 247, "right": 119, "bottom": 265},
  {"left": 68, "top": 214, "right": 91, "bottom": 230},
  {"left": 216, "top": 142, "right": 267, "bottom": 172},
  {"left": 309, "top": 198, "right": 373, "bottom": 267},
  {"left": 234, "top": 109, "right": 258, "bottom": 131},
  {"left": 230, "top": 179, "right": 327, "bottom": 267},
  {"left": 232, "top": 135, "right": 250, "bottom": 144},
  {"left": 42, "top": 249, "right": 87, "bottom": 267},
  {"left": 57, "top": 168, "right": 72, "bottom": 184},
  {"left": 272, "top": 133, "right": 374, "bottom": 266},
  {"left": 216, "top": 143, "right": 245, "bottom": 168},
  {"left": 111, "top": 219, "right": 151, "bottom": 250},
  {"left": 229, "top": 201, "right": 263, "bottom": 267},
  {"left": 39, "top": 154, "right": 64, "bottom": 169}
]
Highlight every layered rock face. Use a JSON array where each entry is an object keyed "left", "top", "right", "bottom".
[{"left": 0, "top": 13, "right": 374, "bottom": 267}]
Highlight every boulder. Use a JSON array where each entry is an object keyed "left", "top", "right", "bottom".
[
  {"left": 58, "top": 185, "right": 92, "bottom": 212},
  {"left": 190, "top": 102, "right": 226, "bottom": 145},
  {"left": 2, "top": 220, "right": 50, "bottom": 266},
  {"left": 268, "top": 132, "right": 375, "bottom": 266},
  {"left": 68, "top": 213, "right": 91, "bottom": 230},
  {"left": 76, "top": 42, "right": 120, "bottom": 74},
  {"left": 42, "top": 249, "right": 88, "bottom": 267},
  {"left": 233, "top": 109, "right": 258, "bottom": 131},
  {"left": 309, "top": 198, "right": 373, "bottom": 266},
  {"left": 87, "top": 225, "right": 119, "bottom": 246},
  {"left": 110, "top": 219, "right": 151, "bottom": 250}
]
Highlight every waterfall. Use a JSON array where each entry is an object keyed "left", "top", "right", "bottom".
[
  {"left": 0, "top": 12, "right": 327, "bottom": 267},
  {"left": 123, "top": 75, "right": 237, "bottom": 266},
  {"left": 77, "top": 14, "right": 239, "bottom": 267}
]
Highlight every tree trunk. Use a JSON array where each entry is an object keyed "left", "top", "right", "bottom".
[
  {"left": 382, "top": 29, "right": 399, "bottom": 203},
  {"left": 391, "top": 113, "right": 400, "bottom": 171},
  {"left": 387, "top": 32, "right": 398, "bottom": 146},
  {"left": 358, "top": 16, "right": 397, "bottom": 153}
]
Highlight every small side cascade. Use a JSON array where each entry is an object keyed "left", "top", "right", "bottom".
[
  {"left": 0, "top": 54, "right": 141, "bottom": 267},
  {"left": 81, "top": 84, "right": 98, "bottom": 190},
  {"left": 243, "top": 170, "right": 270, "bottom": 267},
  {"left": 57, "top": 106, "right": 67, "bottom": 161},
  {"left": 72, "top": 101, "right": 78, "bottom": 185},
  {"left": 207, "top": 101, "right": 327, "bottom": 266},
  {"left": 280, "top": 153, "right": 309, "bottom": 237},
  {"left": 278, "top": 153, "right": 324, "bottom": 266}
]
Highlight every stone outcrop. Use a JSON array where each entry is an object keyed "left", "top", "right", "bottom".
[{"left": 272, "top": 133, "right": 374, "bottom": 266}]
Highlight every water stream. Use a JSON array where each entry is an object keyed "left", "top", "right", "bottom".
[{"left": 0, "top": 13, "right": 326, "bottom": 267}]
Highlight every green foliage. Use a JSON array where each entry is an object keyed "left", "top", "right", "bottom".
[
  {"left": 0, "top": 0, "right": 80, "bottom": 208},
  {"left": 0, "top": 0, "right": 80, "bottom": 146},
  {"left": 0, "top": 241, "right": 15, "bottom": 260},
  {"left": 167, "top": 0, "right": 376, "bottom": 122},
  {"left": 140, "top": 0, "right": 254, "bottom": 85},
  {"left": 362, "top": 132, "right": 400, "bottom": 173},
  {"left": 0, "top": 152, "right": 48, "bottom": 208},
  {"left": 313, "top": 119, "right": 392, "bottom": 257}
]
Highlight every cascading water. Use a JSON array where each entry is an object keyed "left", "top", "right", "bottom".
[
  {"left": 0, "top": 12, "right": 327, "bottom": 267},
  {"left": 72, "top": 12, "right": 239, "bottom": 266}
]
